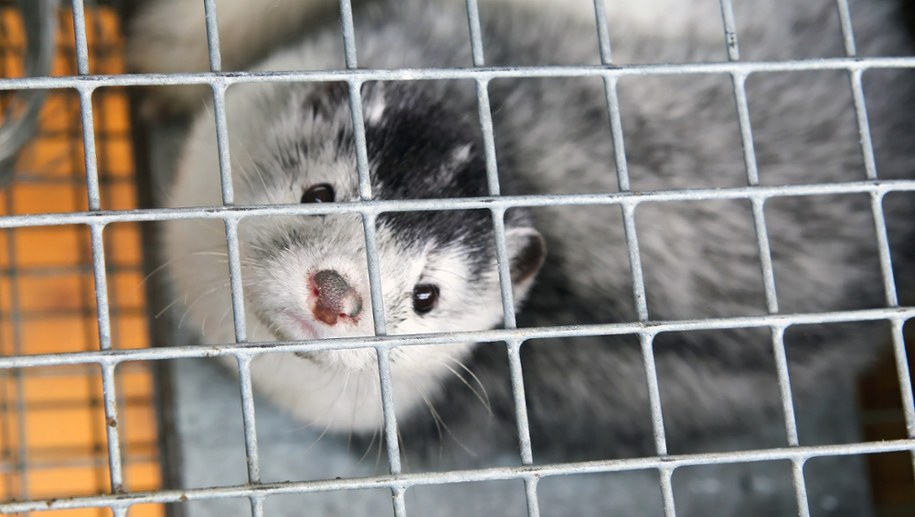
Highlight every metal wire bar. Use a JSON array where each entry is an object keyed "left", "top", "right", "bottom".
[
  {"left": 659, "top": 467, "right": 676, "bottom": 517},
  {"left": 792, "top": 460, "right": 811, "bottom": 517},
  {"left": 475, "top": 80, "right": 500, "bottom": 197},
  {"left": 717, "top": 0, "right": 740, "bottom": 61},
  {"left": 338, "top": 0, "right": 358, "bottom": 69},
  {"left": 5, "top": 439, "right": 914, "bottom": 513},
  {"left": 890, "top": 319, "right": 915, "bottom": 437},
  {"left": 834, "top": 0, "right": 858, "bottom": 57},
  {"left": 2, "top": 2, "right": 911, "bottom": 515},
  {"left": 601, "top": 76, "right": 648, "bottom": 319},
  {"left": 769, "top": 326, "right": 799, "bottom": 446},
  {"left": 464, "top": 0, "right": 485, "bottom": 66},
  {"left": 202, "top": 0, "right": 222, "bottom": 72},
  {"left": 69, "top": 0, "right": 90, "bottom": 75},
  {"left": 89, "top": 224, "right": 112, "bottom": 350},
  {"left": 523, "top": 477, "right": 540, "bottom": 517},
  {"left": 339, "top": 6, "right": 405, "bottom": 506},
  {"left": 100, "top": 362, "right": 124, "bottom": 492},
  {"left": 506, "top": 340, "right": 533, "bottom": 464},
  {"left": 77, "top": 88, "right": 103, "bottom": 211},
  {"left": 210, "top": 84, "right": 235, "bottom": 204},
  {"left": 638, "top": 334, "right": 668, "bottom": 457},
  {"left": 4, "top": 179, "right": 913, "bottom": 229},
  {"left": 871, "top": 191, "right": 900, "bottom": 308},
  {"left": 4, "top": 56, "right": 915, "bottom": 92},
  {"left": 1, "top": 307, "right": 910, "bottom": 369},
  {"left": 591, "top": 0, "right": 613, "bottom": 63},
  {"left": 374, "top": 346, "right": 403, "bottom": 474},
  {"left": 90, "top": 222, "right": 127, "bottom": 494},
  {"left": 223, "top": 218, "right": 247, "bottom": 342},
  {"left": 234, "top": 355, "right": 261, "bottom": 484},
  {"left": 848, "top": 71, "right": 878, "bottom": 180}
]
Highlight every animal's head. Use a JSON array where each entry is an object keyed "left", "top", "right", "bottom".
[{"left": 232, "top": 82, "right": 544, "bottom": 430}]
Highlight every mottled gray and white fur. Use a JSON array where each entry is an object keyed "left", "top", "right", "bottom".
[{"left": 129, "top": 0, "right": 914, "bottom": 460}]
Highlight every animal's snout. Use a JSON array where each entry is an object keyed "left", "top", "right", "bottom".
[{"left": 310, "top": 270, "right": 363, "bottom": 325}]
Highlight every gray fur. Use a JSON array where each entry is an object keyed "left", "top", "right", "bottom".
[{"left": 135, "top": 0, "right": 915, "bottom": 462}]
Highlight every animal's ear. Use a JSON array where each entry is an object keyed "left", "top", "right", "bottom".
[{"left": 505, "top": 227, "right": 546, "bottom": 301}]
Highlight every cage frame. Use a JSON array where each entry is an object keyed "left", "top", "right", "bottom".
[{"left": 0, "top": 0, "right": 913, "bottom": 516}]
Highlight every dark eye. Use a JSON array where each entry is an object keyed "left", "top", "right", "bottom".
[
  {"left": 301, "top": 183, "right": 335, "bottom": 203},
  {"left": 412, "top": 284, "right": 439, "bottom": 314}
]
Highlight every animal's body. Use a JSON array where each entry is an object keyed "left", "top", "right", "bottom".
[{"left": 129, "top": 0, "right": 915, "bottom": 460}]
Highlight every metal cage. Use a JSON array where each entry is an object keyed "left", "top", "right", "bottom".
[{"left": 1, "top": 0, "right": 914, "bottom": 516}]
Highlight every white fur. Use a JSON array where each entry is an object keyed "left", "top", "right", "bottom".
[{"left": 161, "top": 52, "right": 534, "bottom": 429}]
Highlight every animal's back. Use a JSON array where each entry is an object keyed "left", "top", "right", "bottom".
[{"left": 341, "top": 0, "right": 915, "bottom": 457}]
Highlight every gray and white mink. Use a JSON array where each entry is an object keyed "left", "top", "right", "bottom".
[{"left": 129, "top": 0, "right": 915, "bottom": 460}]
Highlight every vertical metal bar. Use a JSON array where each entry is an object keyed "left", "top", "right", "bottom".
[
  {"left": 464, "top": 0, "right": 485, "bottom": 66},
  {"left": 490, "top": 209, "right": 516, "bottom": 327},
  {"left": 88, "top": 224, "right": 112, "bottom": 350},
  {"left": 592, "top": 0, "right": 613, "bottom": 64},
  {"left": 523, "top": 477, "right": 541, "bottom": 517},
  {"left": 249, "top": 495, "right": 265, "bottom": 517},
  {"left": 89, "top": 217, "right": 125, "bottom": 497},
  {"left": 348, "top": 81, "right": 373, "bottom": 201},
  {"left": 834, "top": 3, "right": 878, "bottom": 181},
  {"left": 870, "top": 191, "right": 899, "bottom": 307},
  {"left": 889, "top": 319, "right": 915, "bottom": 437},
  {"left": 347, "top": 62, "right": 404, "bottom": 515},
  {"left": 224, "top": 218, "right": 248, "bottom": 342},
  {"left": 339, "top": 0, "right": 358, "bottom": 69},
  {"left": 235, "top": 355, "right": 260, "bottom": 483},
  {"left": 849, "top": 70, "right": 878, "bottom": 181},
  {"left": 601, "top": 76, "right": 649, "bottom": 320},
  {"left": 730, "top": 73, "right": 780, "bottom": 313},
  {"left": 601, "top": 76, "right": 630, "bottom": 192},
  {"left": 69, "top": 0, "right": 90, "bottom": 75},
  {"left": 717, "top": 0, "right": 740, "bottom": 61},
  {"left": 100, "top": 362, "right": 124, "bottom": 493},
  {"left": 834, "top": 0, "right": 858, "bottom": 57},
  {"left": 639, "top": 333, "right": 668, "bottom": 456},
  {"left": 77, "top": 88, "right": 102, "bottom": 211},
  {"left": 475, "top": 80, "right": 501, "bottom": 197},
  {"left": 750, "top": 198, "right": 778, "bottom": 314},
  {"left": 769, "top": 326, "right": 800, "bottom": 446},
  {"left": 659, "top": 467, "right": 677, "bottom": 517},
  {"left": 202, "top": 0, "right": 223, "bottom": 72},
  {"left": 621, "top": 202, "right": 648, "bottom": 321},
  {"left": 361, "top": 214, "right": 386, "bottom": 335},
  {"left": 730, "top": 73, "right": 759, "bottom": 186},
  {"left": 391, "top": 486, "right": 407, "bottom": 517},
  {"left": 236, "top": 354, "right": 264, "bottom": 517},
  {"left": 210, "top": 84, "right": 235, "bottom": 205},
  {"left": 507, "top": 340, "right": 534, "bottom": 464},
  {"left": 92, "top": 74, "right": 137, "bottom": 480},
  {"left": 791, "top": 459, "right": 812, "bottom": 517},
  {"left": 374, "top": 347, "right": 403, "bottom": 477}
]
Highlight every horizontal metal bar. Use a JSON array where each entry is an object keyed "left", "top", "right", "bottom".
[
  {"left": 0, "top": 56, "right": 914, "bottom": 91},
  {"left": 0, "top": 306, "right": 910, "bottom": 369},
  {"left": 0, "top": 179, "right": 912, "bottom": 229},
  {"left": 4, "top": 439, "right": 913, "bottom": 513}
]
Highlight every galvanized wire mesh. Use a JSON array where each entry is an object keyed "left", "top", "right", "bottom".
[
  {"left": 0, "top": 1, "right": 163, "bottom": 515},
  {"left": 0, "top": 0, "right": 914, "bottom": 516}
]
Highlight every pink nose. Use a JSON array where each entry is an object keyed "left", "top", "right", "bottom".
[{"left": 310, "top": 270, "right": 363, "bottom": 325}]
